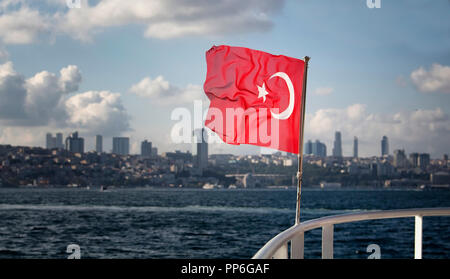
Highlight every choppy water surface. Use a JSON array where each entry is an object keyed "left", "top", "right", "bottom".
[{"left": 0, "top": 188, "right": 449, "bottom": 258}]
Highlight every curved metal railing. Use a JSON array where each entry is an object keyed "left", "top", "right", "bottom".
[{"left": 252, "top": 207, "right": 450, "bottom": 259}]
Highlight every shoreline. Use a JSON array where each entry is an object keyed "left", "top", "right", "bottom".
[{"left": 1, "top": 185, "right": 447, "bottom": 191}]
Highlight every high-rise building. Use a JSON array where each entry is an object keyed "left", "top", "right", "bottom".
[
  {"left": 95, "top": 135, "right": 103, "bottom": 153},
  {"left": 393, "top": 149, "right": 408, "bottom": 168},
  {"left": 47, "top": 132, "right": 64, "bottom": 149},
  {"left": 353, "top": 136, "right": 358, "bottom": 158},
  {"left": 112, "top": 137, "right": 130, "bottom": 155},
  {"left": 381, "top": 136, "right": 389, "bottom": 156},
  {"left": 46, "top": 133, "right": 55, "bottom": 149},
  {"left": 311, "top": 140, "right": 327, "bottom": 157},
  {"left": 56, "top": 133, "right": 64, "bottom": 149},
  {"left": 194, "top": 128, "right": 208, "bottom": 170},
  {"left": 418, "top": 153, "right": 430, "bottom": 170},
  {"left": 65, "top": 131, "right": 84, "bottom": 153},
  {"left": 141, "top": 140, "right": 152, "bottom": 157},
  {"left": 304, "top": 140, "right": 313, "bottom": 155},
  {"left": 409, "top": 153, "right": 419, "bottom": 167},
  {"left": 96, "top": 135, "right": 103, "bottom": 153},
  {"left": 332, "top": 131, "right": 342, "bottom": 157}
]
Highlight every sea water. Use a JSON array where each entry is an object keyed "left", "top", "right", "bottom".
[{"left": 0, "top": 188, "right": 449, "bottom": 259}]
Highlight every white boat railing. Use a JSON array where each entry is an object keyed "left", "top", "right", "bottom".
[{"left": 252, "top": 207, "right": 450, "bottom": 259}]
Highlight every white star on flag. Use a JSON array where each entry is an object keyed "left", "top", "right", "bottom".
[{"left": 257, "top": 83, "right": 269, "bottom": 102}]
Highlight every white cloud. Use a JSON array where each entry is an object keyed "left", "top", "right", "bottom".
[
  {"left": 65, "top": 90, "right": 130, "bottom": 136},
  {"left": 129, "top": 75, "right": 205, "bottom": 105},
  {"left": 59, "top": 65, "right": 82, "bottom": 93},
  {"left": 129, "top": 76, "right": 170, "bottom": 98},
  {"left": 0, "top": 63, "right": 82, "bottom": 125},
  {"left": 62, "top": 0, "right": 280, "bottom": 41},
  {"left": 0, "top": 7, "right": 50, "bottom": 44},
  {"left": 313, "top": 87, "right": 334, "bottom": 96},
  {"left": 0, "top": 61, "right": 130, "bottom": 136},
  {"left": 411, "top": 63, "right": 450, "bottom": 93},
  {"left": 23, "top": 65, "right": 82, "bottom": 125},
  {"left": 0, "top": 61, "right": 27, "bottom": 119},
  {"left": 0, "top": 0, "right": 283, "bottom": 44},
  {"left": 24, "top": 70, "right": 65, "bottom": 124},
  {"left": 305, "top": 104, "right": 450, "bottom": 157}
]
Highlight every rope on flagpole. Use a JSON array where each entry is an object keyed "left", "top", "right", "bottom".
[{"left": 295, "top": 56, "right": 310, "bottom": 225}]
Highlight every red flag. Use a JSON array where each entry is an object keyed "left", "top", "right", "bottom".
[{"left": 203, "top": 45, "right": 306, "bottom": 154}]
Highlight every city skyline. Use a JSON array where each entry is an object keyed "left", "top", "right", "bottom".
[
  {"left": 34, "top": 130, "right": 449, "bottom": 160},
  {"left": 0, "top": 1, "right": 448, "bottom": 158},
  {"left": 1, "top": 136, "right": 447, "bottom": 189}
]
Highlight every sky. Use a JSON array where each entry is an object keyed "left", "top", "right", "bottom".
[{"left": 0, "top": 0, "right": 449, "bottom": 158}]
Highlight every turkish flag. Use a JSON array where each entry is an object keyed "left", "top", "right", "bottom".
[{"left": 203, "top": 45, "right": 306, "bottom": 154}]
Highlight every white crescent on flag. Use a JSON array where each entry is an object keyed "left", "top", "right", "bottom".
[{"left": 257, "top": 72, "right": 295, "bottom": 120}]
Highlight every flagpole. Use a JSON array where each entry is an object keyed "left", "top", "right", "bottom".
[{"left": 295, "top": 56, "right": 310, "bottom": 225}]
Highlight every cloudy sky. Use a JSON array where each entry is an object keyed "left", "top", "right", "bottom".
[{"left": 0, "top": 0, "right": 449, "bottom": 158}]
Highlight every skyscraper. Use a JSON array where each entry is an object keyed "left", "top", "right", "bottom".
[
  {"left": 353, "top": 136, "right": 358, "bottom": 158},
  {"left": 409, "top": 153, "right": 419, "bottom": 167},
  {"left": 65, "top": 132, "right": 84, "bottom": 153},
  {"left": 418, "top": 153, "right": 430, "bottom": 170},
  {"left": 304, "top": 140, "right": 313, "bottom": 155},
  {"left": 305, "top": 140, "right": 327, "bottom": 157},
  {"left": 194, "top": 128, "right": 208, "bottom": 170},
  {"left": 332, "top": 131, "right": 342, "bottom": 157},
  {"left": 47, "top": 132, "right": 64, "bottom": 149},
  {"left": 112, "top": 137, "right": 130, "bottom": 155},
  {"left": 141, "top": 140, "right": 152, "bottom": 157},
  {"left": 56, "top": 133, "right": 64, "bottom": 149},
  {"left": 381, "top": 136, "right": 389, "bottom": 156},
  {"left": 96, "top": 135, "right": 103, "bottom": 153},
  {"left": 46, "top": 133, "right": 55, "bottom": 149}
]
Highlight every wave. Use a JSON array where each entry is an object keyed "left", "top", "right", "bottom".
[
  {"left": 0, "top": 204, "right": 294, "bottom": 214},
  {"left": 0, "top": 204, "right": 378, "bottom": 215}
]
